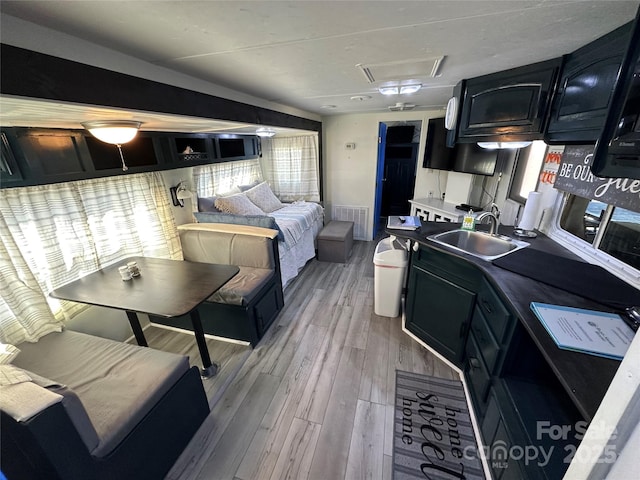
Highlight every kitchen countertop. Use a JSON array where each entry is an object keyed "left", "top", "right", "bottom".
[{"left": 387, "top": 221, "right": 625, "bottom": 421}]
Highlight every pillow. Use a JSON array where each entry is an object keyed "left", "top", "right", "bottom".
[
  {"left": 197, "top": 196, "right": 221, "bottom": 212},
  {"left": 215, "top": 193, "right": 266, "bottom": 216},
  {"left": 215, "top": 186, "right": 242, "bottom": 197},
  {"left": 0, "top": 342, "right": 20, "bottom": 365},
  {"left": 238, "top": 180, "right": 261, "bottom": 192},
  {"left": 244, "top": 182, "right": 284, "bottom": 213},
  {"left": 194, "top": 211, "right": 284, "bottom": 241}
]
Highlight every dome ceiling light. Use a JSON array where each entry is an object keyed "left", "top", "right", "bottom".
[{"left": 82, "top": 120, "right": 142, "bottom": 171}]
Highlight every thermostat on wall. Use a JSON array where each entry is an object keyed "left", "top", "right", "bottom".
[{"left": 345, "top": 143, "right": 356, "bottom": 150}]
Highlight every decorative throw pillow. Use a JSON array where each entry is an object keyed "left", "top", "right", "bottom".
[
  {"left": 0, "top": 342, "right": 20, "bottom": 365},
  {"left": 244, "top": 182, "right": 284, "bottom": 213},
  {"left": 197, "top": 196, "right": 221, "bottom": 212},
  {"left": 215, "top": 193, "right": 266, "bottom": 216},
  {"left": 194, "top": 211, "right": 284, "bottom": 241},
  {"left": 238, "top": 180, "right": 261, "bottom": 192},
  {"left": 215, "top": 186, "right": 242, "bottom": 197}
]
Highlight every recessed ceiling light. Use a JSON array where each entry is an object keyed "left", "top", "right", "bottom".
[
  {"left": 379, "top": 86, "right": 399, "bottom": 96},
  {"left": 350, "top": 95, "right": 372, "bottom": 101},
  {"left": 399, "top": 84, "right": 422, "bottom": 94}
]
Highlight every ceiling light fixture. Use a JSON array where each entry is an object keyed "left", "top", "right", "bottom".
[
  {"left": 399, "top": 84, "right": 422, "bottom": 94},
  {"left": 82, "top": 120, "right": 142, "bottom": 171},
  {"left": 378, "top": 83, "right": 422, "bottom": 96},
  {"left": 379, "top": 86, "right": 399, "bottom": 96},
  {"left": 256, "top": 127, "right": 276, "bottom": 138},
  {"left": 477, "top": 141, "right": 533, "bottom": 150}
]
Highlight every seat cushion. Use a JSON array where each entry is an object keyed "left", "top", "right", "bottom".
[
  {"left": 14, "top": 330, "right": 189, "bottom": 457},
  {"left": 208, "top": 266, "right": 274, "bottom": 306}
]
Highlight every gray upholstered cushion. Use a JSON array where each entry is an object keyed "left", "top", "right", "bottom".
[
  {"left": 208, "top": 266, "right": 274, "bottom": 306},
  {"left": 194, "top": 211, "right": 284, "bottom": 241},
  {"left": 14, "top": 330, "right": 189, "bottom": 457}
]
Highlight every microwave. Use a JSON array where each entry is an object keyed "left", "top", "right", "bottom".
[{"left": 592, "top": 5, "right": 640, "bottom": 179}]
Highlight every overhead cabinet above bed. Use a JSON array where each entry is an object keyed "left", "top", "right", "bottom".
[{"left": 0, "top": 127, "right": 260, "bottom": 188}]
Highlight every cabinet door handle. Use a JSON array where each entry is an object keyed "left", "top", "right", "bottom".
[
  {"left": 469, "top": 357, "right": 481, "bottom": 369},
  {"left": 481, "top": 299, "right": 493, "bottom": 314},
  {"left": 459, "top": 322, "right": 467, "bottom": 338}
]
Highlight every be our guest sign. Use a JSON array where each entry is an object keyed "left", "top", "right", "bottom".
[{"left": 554, "top": 145, "right": 640, "bottom": 213}]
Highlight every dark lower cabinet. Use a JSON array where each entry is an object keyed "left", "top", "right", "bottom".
[
  {"left": 405, "top": 244, "right": 480, "bottom": 366},
  {"left": 468, "top": 286, "right": 583, "bottom": 480},
  {"left": 405, "top": 264, "right": 475, "bottom": 366},
  {"left": 405, "top": 244, "right": 587, "bottom": 480}
]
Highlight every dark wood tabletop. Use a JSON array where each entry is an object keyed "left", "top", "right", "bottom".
[{"left": 50, "top": 256, "right": 239, "bottom": 318}]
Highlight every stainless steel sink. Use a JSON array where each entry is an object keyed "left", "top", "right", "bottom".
[{"left": 427, "top": 229, "right": 529, "bottom": 261}]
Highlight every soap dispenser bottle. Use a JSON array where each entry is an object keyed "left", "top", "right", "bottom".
[{"left": 462, "top": 209, "right": 476, "bottom": 231}]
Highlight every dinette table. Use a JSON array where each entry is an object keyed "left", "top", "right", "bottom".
[{"left": 50, "top": 256, "right": 239, "bottom": 378}]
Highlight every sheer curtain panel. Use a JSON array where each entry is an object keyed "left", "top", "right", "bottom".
[
  {"left": 193, "top": 159, "right": 263, "bottom": 197},
  {"left": 259, "top": 135, "right": 320, "bottom": 202},
  {"left": 0, "top": 172, "right": 181, "bottom": 344}
]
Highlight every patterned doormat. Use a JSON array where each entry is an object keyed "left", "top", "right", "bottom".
[{"left": 393, "top": 370, "right": 485, "bottom": 480}]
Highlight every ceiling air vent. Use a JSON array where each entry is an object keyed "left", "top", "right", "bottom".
[
  {"left": 388, "top": 103, "right": 416, "bottom": 111},
  {"left": 356, "top": 56, "right": 445, "bottom": 84}
]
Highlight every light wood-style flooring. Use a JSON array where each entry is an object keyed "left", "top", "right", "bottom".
[{"left": 149, "top": 237, "right": 458, "bottom": 480}]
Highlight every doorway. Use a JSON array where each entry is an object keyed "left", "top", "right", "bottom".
[{"left": 373, "top": 120, "right": 421, "bottom": 236}]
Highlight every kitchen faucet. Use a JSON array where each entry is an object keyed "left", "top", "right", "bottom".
[{"left": 476, "top": 203, "right": 501, "bottom": 235}]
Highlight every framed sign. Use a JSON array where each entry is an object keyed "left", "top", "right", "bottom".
[{"left": 554, "top": 145, "right": 640, "bottom": 213}]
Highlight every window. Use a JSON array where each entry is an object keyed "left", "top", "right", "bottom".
[
  {"left": 508, "top": 140, "right": 547, "bottom": 204},
  {"left": 560, "top": 194, "right": 640, "bottom": 270},
  {"left": 0, "top": 172, "right": 180, "bottom": 344}
]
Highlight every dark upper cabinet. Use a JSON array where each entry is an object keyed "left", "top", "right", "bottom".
[
  {"left": 167, "top": 134, "right": 259, "bottom": 165},
  {"left": 170, "top": 134, "right": 216, "bottom": 165},
  {"left": 85, "top": 133, "right": 166, "bottom": 171},
  {"left": 456, "top": 58, "right": 562, "bottom": 143},
  {"left": 592, "top": 6, "right": 640, "bottom": 179},
  {"left": 14, "top": 128, "right": 94, "bottom": 185},
  {"left": 545, "top": 22, "right": 633, "bottom": 144},
  {"left": 215, "top": 136, "right": 259, "bottom": 160},
  {"left": 0, "top": 132, "right": 24, "bottom": 187}
]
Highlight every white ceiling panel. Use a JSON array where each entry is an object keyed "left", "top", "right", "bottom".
[{"left": 1, "top": 0, "right": 638, "bottom": 131}]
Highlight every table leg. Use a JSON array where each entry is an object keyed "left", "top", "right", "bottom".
[
  {"left": 189, "top": 308, "right": 218, "bottom": 378},
  {"left": 126, "top": 311, "right": 148, "bottom": 347}
]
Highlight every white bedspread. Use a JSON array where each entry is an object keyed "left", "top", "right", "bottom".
[{"left": 270, "top": 201, "right": 324, "bottom": 288}]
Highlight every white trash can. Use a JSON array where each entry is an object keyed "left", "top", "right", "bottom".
[{"left": 373, "top": 236, "right": 409, "bottom": 317}]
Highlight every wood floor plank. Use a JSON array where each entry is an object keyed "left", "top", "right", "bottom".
[
  {"left": 235, "top": 323, "right": 327, "bottom": 480},
  {"left": 358, "top": 313, "right": 391, "bottom": 404},
  {"left": 307, "top": 346, "right": 366, "bottom": 480},
  {"left": 295, "top": 305, "right": 353, "bottom": 424},
  {"left": 267, "top": 418, "right": 322, "bottom": 480},
  {"left": 195, "top": 373, "right": 280, "bottom": 480},
  {"left": 344, "top": 291, "right": 372, "bottom": 350},
  {"left": 345, "top": 399, "right": 386, "bottom": 480},
  {"left": 386, "top": 317, "right": 414, "bottom": 405}
]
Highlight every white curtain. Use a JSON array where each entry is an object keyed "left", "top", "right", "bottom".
[
  {"left": 193, "top": 159, "right": 263, "bottom": 197},
  {"left": 260, "top": 135, "right": 320, "bottom": 202},
  {"left": 0, "top": 172, "right": 181, "bottom": 345}
]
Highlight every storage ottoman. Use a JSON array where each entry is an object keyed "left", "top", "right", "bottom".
[{"left": 317, "top": 221, "right": 354, "bottom": 263}]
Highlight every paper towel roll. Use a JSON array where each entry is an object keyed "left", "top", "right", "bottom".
[{"left": 518, "top": 191, "right": 542, "bottom": 231}]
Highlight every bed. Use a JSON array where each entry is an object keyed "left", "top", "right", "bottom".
[{"left": 194, "top": 182, "right": 324, "bottom": 288}]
